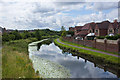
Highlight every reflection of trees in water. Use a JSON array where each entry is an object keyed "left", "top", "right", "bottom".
[
  {"left": 37, "top": 43, "right": 42, "bottom": 51},
  {"left": 37, "top": 39, "right": 53, "bottom": 51}
]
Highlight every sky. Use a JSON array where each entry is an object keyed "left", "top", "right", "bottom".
[{"left": 0, "top": 0, "right": 119, "bottom": 31}]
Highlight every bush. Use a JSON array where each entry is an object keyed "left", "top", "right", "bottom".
[
  {"left": 35, "top": 30, "right": 41, "bottom": 40},
  {"left": 97, "top": 34, "right": 120, "bottom": 40},
  {"left": 96, "top": 36, "right": 105, "bottom": 39},
  {"left": 105, "top": 34, "right": 120, "bottom": 40}
]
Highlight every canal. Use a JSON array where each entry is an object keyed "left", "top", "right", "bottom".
[{"left": 28, "top": 39, "right": 118, "bottom": 78}]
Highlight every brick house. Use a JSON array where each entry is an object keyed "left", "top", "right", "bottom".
[
  {"left": 108, "top": 20, "right": 120, "bottom": 35},
  {"left": 69, "top": 27, "right": 75, "bottom": 32},
  {"left": 69, "top": 20, "right": 120, "bottom": 39},
  {"left": 74, "top": 26, "right": 83, "bottom": 35},
  {"left": 75, "top": 23, "right": 96, "bottom": 39},
  {"left": 2, "top": 28, "right": 7, "bottom": 33},
  {"left": 95, "top": 21, "right": 110, "bottom": 36},
  {"left": 88, "top": 22, "right": 96, "bottom": 33},
  {"left": 118, "top": 23, "right": 120, "bottom": 34}
]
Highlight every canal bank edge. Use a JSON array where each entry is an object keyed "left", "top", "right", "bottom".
[{"left": 54, "top": 38, "right": 120, "bottom": 72}]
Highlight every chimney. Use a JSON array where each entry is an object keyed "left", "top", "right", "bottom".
[{"left": 114, "top": 19, "right": 118, "bottom": 23}]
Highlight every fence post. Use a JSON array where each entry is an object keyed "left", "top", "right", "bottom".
[
  {"left": 104, "top": 38, "right": 107, "bottom": 51},
  {"left": 94, "top": 37, "right": 96, "bottom": 48},
  {"left": 83, "top": 40, "right": 85, "bottom": 46},
  {"left": 117, "top": 38, "right": 120, "bottom": 53}
]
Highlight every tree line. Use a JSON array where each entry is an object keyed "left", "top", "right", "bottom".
[
  {"left": 2, "top": 29, "right": 61, "bottom": 42},
  {"left": 2, "top": 26, "right": 74, "bottom": 42}
]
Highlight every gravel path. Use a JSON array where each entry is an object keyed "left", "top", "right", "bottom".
[{"left": 57, "top": 39, "right": 120, "bottom": 58}]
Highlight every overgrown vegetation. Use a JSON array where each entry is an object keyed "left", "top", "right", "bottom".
[{"left": 2, "top": 38, "right": 41, "bottom": 78}]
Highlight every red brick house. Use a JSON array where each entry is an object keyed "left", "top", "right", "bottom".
[
  {"left": 74, "top": 26, "right": 83, "bottom": 35},
  {"left": 88, "top": 22, "right": 96, "bottom": 33},
  {"left": 75, "top": 22, "right": 96, "bottom": 39},
  {"left": 95, "top": 21, "right": 110, "bottom": 36},
  {"left": 118, "top": 23, "right": 120, "bottom": 34},
  {"left": 69, "top": 27, "right": 75, "bottom": 32},
  {"left": 108, "top": 20, "right": 120, "bottom": 35},
  {"left": 69, "top": 20, "right": 120, "bottom": 39}
]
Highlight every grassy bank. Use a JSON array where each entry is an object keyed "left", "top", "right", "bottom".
[
  {"left": 61, "top": 38, "right": 119, "bottom": 56},
  {"left": 2, "top": 38, "right": 40, "bottom": 78},
  {"left": 54, "top": 38, "right": 120, "bottom": 65}
]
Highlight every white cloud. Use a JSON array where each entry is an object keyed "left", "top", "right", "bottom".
[
  {"left": 0, "top": 2, "right": 119, "bottom": 30},
  {"left": 106, "top": 8, "right": 118, "bottom": 21},
  {"left": 86, "top": 2, "right": 118, "bottom": 11},
  {"left": 1, "top": 0, "right": 119, "bottom": 2}
]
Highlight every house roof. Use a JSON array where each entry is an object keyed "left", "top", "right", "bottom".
[
  {"left": 76, "top": 30, "right": 88, "bottom": 36},
  {"left": 82, "top": 23, "right": 90, "bottom": 30},
  {"left": 118, "top": 22, "right": 120, "bottom": 28},
  {"left": 69, "top": 27, "right": 75, "bottom": 30},
  {"left": 96, "top": 21, "right": 110, "bottom": 29},
  {"left": 75, "top": 26, "right": 83, "bottom": 30},
  {"left": 91, "top": 23, "right": 96, "bottom": 29},
  {"left": 82, "top": 22, "right": 96, "bottom": 30},
  {"left": 111, "top": 21, "right": 119, "bottom": 29}
]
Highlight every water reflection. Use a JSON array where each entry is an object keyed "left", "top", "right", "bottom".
[{"left": 29, "top": 41, "right": 118, "bottom": 78}]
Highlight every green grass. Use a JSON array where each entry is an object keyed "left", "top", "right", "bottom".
[
  {"left": 54, "top": 38, "right": 120, "bottom": 65},
  {"left": 60, "top": 37, "right": 120, "bottom": 56},
  {"left": 2, "top": 38, "right": 41, "bottom": 78}
]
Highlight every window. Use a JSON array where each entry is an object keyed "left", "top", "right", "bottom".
[
  {"left": 116, "top": 28, "right": 118, "bottom": 33},
  {"left": 95, "top": 30, "right": 98, "bottom": 33},
  {"left": 109, "top": 29, "right": 112, "bottom": 33},
  {"left": 90, "top": 30, "right": 92, "bottom": 33}
]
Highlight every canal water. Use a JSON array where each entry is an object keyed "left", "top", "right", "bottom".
[{"left": 28, "top": 40, "right": 117, "bottom": 78}]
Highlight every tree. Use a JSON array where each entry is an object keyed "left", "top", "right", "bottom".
[
  {"left": 61, "top": 30, "right": 66, "bottom": 37},
  {"left": 2, "top": 33, "right": 10, "bottom": 41},
  {"left": 67, "top": 31, "right": 74, "bottom": 36},
  {"left": 35, "top": 30, "right": 41, "bottom": 40},
  {"left": 9, "top": 34, "right": 15, "bottom": 40},
  {"left": 61, "top": 26, "right": 65, "bottom": 31},
  {"left": 22, "top": 31, "right": 31, "bottom": 39},
  {"left": 61, "top": 26, "right": 66, "bottom": 37},
  {"left": 30, "top": 32, "right": 35, "bottom": 38},
  {"left": 12, "top": 30, "right": 22, "bottom": 40}
]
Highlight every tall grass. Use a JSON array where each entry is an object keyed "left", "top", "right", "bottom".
[{"left": 2, "top": 38, "right": 40, "bottom": 78}]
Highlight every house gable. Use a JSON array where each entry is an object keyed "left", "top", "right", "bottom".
[
  {"left": 95, "top": 24, "right": 100, "bottom": 36},
  {"left": 108, "top": 23, "right": 114, "bottom": 35}
]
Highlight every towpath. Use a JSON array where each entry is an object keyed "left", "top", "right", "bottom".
[{"left": 57, "top": 38, "right": 120, "bottom": 58}]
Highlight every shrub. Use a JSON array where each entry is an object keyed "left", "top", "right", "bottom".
[
  {"left": 96, "top": 36, "right": 105, "bottom": 39},
  {"left": 36, "top": 70, "right": 39, "bottom": 75},
  {"left": 97, "top": 34, "right": 120, "bottom": 40},
  {"left": 105, "top": 34, "right": 120, "bottom": 40}
]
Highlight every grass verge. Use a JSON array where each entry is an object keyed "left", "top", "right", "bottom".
[
  {"left": 54, "top": 38, "right": 120, "bottom": 65},
  {"left": 2, "top": 38, "right": 40, "bottom": 78},
  {"left": 61, "top": 38, "right": 120, "bottom": 56}
]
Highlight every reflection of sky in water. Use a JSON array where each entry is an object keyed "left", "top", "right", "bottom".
[{"left": 29, "top": 43, "right": 117, "bottom": 78}]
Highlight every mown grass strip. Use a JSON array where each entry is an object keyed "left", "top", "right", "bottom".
[
  {"left": 60, "top": 38, "right": 120, "bottom": 56},
  {"left": 54, "top": 38, "right": 119, "bottom": 64}
]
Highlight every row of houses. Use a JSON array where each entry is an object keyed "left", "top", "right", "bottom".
[{"left": 69, "top": 20, "right": 120, "bottom": 40}]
